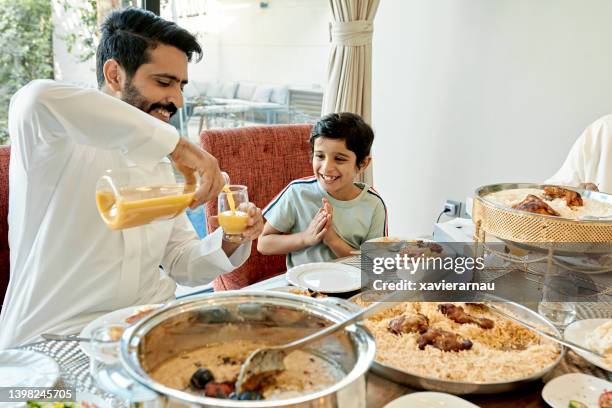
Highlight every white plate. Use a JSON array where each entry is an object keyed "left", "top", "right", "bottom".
[
  {"left": 383, "top": 392, "right": 479, "bottom": 408},
  {"left": 79, "top": 304, "right": 162, "bottom": 356},
  {"left": 564, "top": 318, "right": 612, "bottom": 371},
  {"left": 286, "top": 262, "right": 362, "bottom": 293},
  {"left": 542, "top": 373, "right": 612, "bottom": 408},
  {"left": 0, "top": 350, "right": 60, "bottom": 388}
]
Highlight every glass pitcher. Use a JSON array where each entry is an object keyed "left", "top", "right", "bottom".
[{"left": 95, "top": 163, "right": 197, "bottom": 230}]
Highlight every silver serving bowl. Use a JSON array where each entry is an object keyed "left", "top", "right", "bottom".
[
  {"left": 347, "top": 293, "right": 565, "bottom": 394},
  {"left": 119, "top": 291, "right": 376, "bottom": 407}
]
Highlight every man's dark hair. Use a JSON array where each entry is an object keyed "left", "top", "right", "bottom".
[
  {"left": 96, "top": 8, "right": 203, "bottom": 88},
  {"left": 310, "top": 112, "right": 374, "bottom": 167}
]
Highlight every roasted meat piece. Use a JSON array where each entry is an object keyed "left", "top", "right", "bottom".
[
  {"left": 438, "top": 303, "right": 494, "bottom": 329},
  {"left": 543, "top": 186, "right": 583, "bottom": 207},
  {"left": 417, "top": 328, "right": 473, "bottom": 352},
  {"left": 512, "top": 194, "right": 560, "bottom": 216},
  {"left": 388, "top": 313, "right": 429, "bottom": 335},
  {"left": 204, "top": 381, "right": 235, "bottom": 398}
]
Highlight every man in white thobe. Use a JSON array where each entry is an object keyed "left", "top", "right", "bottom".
[
  {"left": 548, "top": 115, "right": 612, "bottom": 193},
  {"left": 0, "top": 8, "right": 263, "bottom": 348}
]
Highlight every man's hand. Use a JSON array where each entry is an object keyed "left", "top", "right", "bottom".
[
  {"left": 239, "top": 202, "right": 264, "bottom": 242},
  {"left": 300, "top": 207, "right": 330, "bottom": 247},
  {"left": 170, "top": 138, "right": 225, "bottom": 208},
  {"left": 579, "top": 182, "right": 599, "bottom": 192},
  {"left": 208, "top": 202, "right": 263, "bottom": 242}
]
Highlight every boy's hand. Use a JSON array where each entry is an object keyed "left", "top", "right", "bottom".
[
  {"left": 300, "top": 208, "right": 330, "bottom": 247},
  {"left": 321, "top": 198, "right": 338, "bottom": 246}
]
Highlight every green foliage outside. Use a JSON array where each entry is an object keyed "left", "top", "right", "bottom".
[
  {"left": 61, "top": 0, "right": 98, "bottom": 63},
  {"left": 0, "top": 0, "right": 54, "bottom": 145}
]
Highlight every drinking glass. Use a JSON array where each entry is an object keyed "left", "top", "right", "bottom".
[
  {"left": 218, "top": 185, "right": 249, "bottom": 243},
  {"left": 537, "top": 266, "right": 577, "bottom": 327},
  {"left": 89, "top": 323, "right": 159, "bottom": 404}
]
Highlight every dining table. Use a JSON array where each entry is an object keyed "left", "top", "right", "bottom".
[{"left": 16, "top": 254, "right": 612, "bottom": 408}]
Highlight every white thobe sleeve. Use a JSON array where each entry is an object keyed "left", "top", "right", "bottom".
[
  {"left": 8, "top": 80, "right": 179, "bottom": 169},
  {"left": 161, "top": 214, "right": 251, "bottom": 286},
  {"left": 546, "top": 116, "right": 611, "bottom": 188}
]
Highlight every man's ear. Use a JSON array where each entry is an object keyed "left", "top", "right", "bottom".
[
  {"left": 358, "top": 155, "right": 372, "bottom": 172},
  {"left": 102, "top": 59, "right": 125, "bottom": 94}
]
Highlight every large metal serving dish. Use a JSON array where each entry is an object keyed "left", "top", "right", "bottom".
[
  {"left": 119, "top": 291, "right": 376, "bottom": 408},
  {"left": 348, "top": 293, "right": 565, "bottom": 394},
  {"left": 473, "top": 183, "right": 612, "bottom": 255}
]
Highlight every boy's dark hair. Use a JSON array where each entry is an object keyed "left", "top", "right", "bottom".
[
  {"left": 310, "top": 112, "right": 374, "bottom": 167},
  {"left": 96, "top": 8, "right": 203, "bottom": 88}
]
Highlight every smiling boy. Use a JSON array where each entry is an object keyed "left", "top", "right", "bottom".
[{"left": 258, "top": 112, "right": 387, "bottom": 268}]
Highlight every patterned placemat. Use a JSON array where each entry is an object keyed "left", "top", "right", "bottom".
[{"left": 19, "top": 340, "right": 126, "bottom": 408}]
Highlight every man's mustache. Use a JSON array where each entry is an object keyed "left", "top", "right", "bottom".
[{"left": 148, "top": 103, "right": 178, "bottom": 118}]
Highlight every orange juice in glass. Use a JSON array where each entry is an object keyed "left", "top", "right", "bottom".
[{"left": 218, "top": 185, "right": 249, "bottom": 242}]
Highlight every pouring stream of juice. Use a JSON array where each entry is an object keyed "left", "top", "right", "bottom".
[{"left": 223, "top": 185, "right": 237, "bottom": 213}]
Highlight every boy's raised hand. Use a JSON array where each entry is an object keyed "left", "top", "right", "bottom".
[
  {"left": 300, "top": 207, "right": 330, "bottom": 247},
  {"left": 321, "top": 198, "right": 339, "bottom": 245}
]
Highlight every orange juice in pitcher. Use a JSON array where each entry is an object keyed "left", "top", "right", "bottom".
[{"left": 95, "top": 166, "right": 196, "bottom": 230}]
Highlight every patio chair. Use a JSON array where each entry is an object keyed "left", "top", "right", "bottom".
[
  {"left": 200, "top": 125, "right": 313, "bottom": 290},
  {"left": 0, "top": 146, "right": 9, "bottom": 309}
]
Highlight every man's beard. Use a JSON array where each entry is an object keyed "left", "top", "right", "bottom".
[{"left": 121, "top": 80, "right": 177, "bottom": 119}]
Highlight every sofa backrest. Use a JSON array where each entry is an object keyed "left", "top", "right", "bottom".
[{"left": 200, "top": 125, "right": 313, "bottom": 290}]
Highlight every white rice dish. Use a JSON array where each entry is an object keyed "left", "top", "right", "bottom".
[
  {"left": 486, "top": 188, "right": 612, "bottom": 220},
  {"left": 149, "top": 339, "right": 343, "bottom": 400},
  {"left": 353, "top": 300, "right": 561, "bottom": 383}
]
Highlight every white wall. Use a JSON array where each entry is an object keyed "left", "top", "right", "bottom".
[
  {"left": 52, "top": 0, "right": 96, "bottom": 85},
  {"left": 373, "top": 0, "right": 612, "bottom": 237},
  {"left": 178, "top": 0, "right": 331, "bottom": 87}
]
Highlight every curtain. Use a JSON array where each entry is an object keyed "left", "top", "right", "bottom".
[{"left": 322, "top": 0, "right": 380, "bottom": 184}]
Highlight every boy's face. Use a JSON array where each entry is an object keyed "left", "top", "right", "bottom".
[
  {"left": 312, "top": 137, "right": 362, "bottom": 198},
  {"left": 113, "top": 44, "right": 189, "bottom": 123}
]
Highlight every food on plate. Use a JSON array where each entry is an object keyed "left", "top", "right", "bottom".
[
  {"left": 585, "top": 321, "right": 612, "bottom": 367},
  {"left": 438, "top": 303, "right": 495, "bottom": 329},
  {"left": 417, "top": 328, "right": 473, "bottom": 352},
  {"left": 599, "top": 390, "right": 612, "bottom": 408},
  {"left": 398, "top": 240, "right": 444, "bottom": 257},
  {"left": 543, "top": 186, "right": 583, "bottom": 207},
  {"left": 567, "top": 401, "right": 587, "bottom": 408},
  {"left": 486, "top": 186, "right": 612, "bottom": 219},
  {"left": 124, "top": 305, "right": 160, "bottom": 324},
  {"left": 352, "top": 299, "right": 561, "bottom": 382},
  {"left": 108, "top": 325, "right": 124, "bottom": 341},
  {"left": 288, "top": 288, "right": 327, "bottom": 298},
  {"left": 150, "top": 340, "right": 342, "bottom": 400},
  {"left": 387, "top": 313, "right": 429, "bottom": 335},
  {"left": 512, "top": 194, "right": 560, "bottom": 216}
]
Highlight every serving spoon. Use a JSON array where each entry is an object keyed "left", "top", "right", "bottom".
[
  {"left": 41, "top": 333, "right": 115, "bottom": 343},
  {"left": 235, "top": 292, "right": 400, "bottom": 393},
  {"left": 484, "top": 303, "right": 606, "bottom": 358}
]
